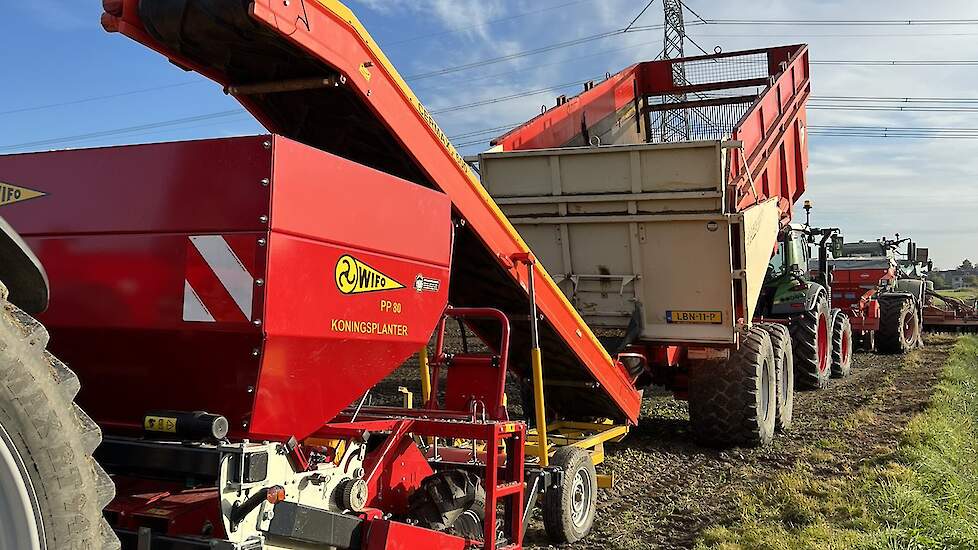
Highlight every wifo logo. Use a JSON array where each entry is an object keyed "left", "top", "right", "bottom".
[
  {"left": 335, "top": 255, "right": 405, "bottom": 295},
  {"left": 0, "top": 182, "right": 46, "bottom": 207}
]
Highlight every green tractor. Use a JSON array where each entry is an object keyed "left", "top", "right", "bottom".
[{"left": 757, "top": 214, "right": 852, "bottom": 392}]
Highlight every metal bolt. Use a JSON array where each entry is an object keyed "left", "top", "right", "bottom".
[
  {"left": 259, "top": 215, "right": 269, "bottom": 224},
  {"left": 242, "top": 422, "right": 250, "bottom": 429},
  {"left": 258, "top": 238, "right": 267, "bottom": 247},
  {"left": 262, "top": 141, "right": 271, "bottom": 149},
  {"left": 247, "top": 386, "right": 254, "bottom": 394},
  {"left": 260, "top": 178, "right": 270, "bottom": 187},
  {"left": 252, "top": 348, "right": 260, "bottom": 357},
  {"left": 255, "top": 278, "right": 265, "bottom": 287},
  {"left": 253, "top": 319, "right": 263, "bottom": 327}
]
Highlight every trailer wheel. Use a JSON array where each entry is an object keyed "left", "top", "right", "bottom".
[
  {"left": 689, "top": 326, "right": 776, "bottom": 447},
  {"left": 0, "top": 299, "right": 118, "bottom": 550},
  {"left": 543, "top": 447, "right": 597, "bottom": 544},
  {"left": 830, "top": 310, "right": 853, "bottom": 378},
  {"left": 408, "top": 469, "right": 486, "bottom": 540},
  {"left": 877, "top": 296, "right": 918, "bottom": 354},
  {"left": 789, "top": 295, "right": 831, "bottom": 390},
  {"left": 758, "top": 323, "right": 794, "bottom": 432}
]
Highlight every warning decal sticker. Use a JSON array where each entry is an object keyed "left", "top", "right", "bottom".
[
  {"left": 0, "top": 182, "right": 46, "bottom": 207},
  {"left": 335, "top": 255, "right": 405, "bottom": 295}
]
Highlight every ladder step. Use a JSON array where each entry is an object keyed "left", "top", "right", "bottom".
[{"left": 495, "top": 481, "right": 522, "bottom": 497}]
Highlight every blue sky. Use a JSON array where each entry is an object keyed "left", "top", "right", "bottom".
[{"left": 2, "top": 0, "right": 977, "bottom": 267}]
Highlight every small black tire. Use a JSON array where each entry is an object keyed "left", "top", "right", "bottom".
[
  {"left": 408, "top": 469, "right": 486, "bottom": 540},
  {"left": 877, "top": 296, "right": 918, "bottom": 354},
  {"left": 689, "top": 326, "right": 777, "bottom": 447},
  {"left": 789, "top": 295, "right": 831, "bottom": 390},
  {"left": 543, "top": 447, "right": 597, "bottom": 544},
  {"left": 758, "top": 323, "right": 794, "bottom": 432},
  {"left": 0, "top": 299, "right": 118, "bottom": 550},
  {"left": 830, "top": 310, "right": 853, "bottom": 378}
]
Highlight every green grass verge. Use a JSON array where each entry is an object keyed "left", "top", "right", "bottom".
[
  {"left": 697, "top": 337, "right": 978, "bottom": 550},
  {"left": 941, "top": 287, "right": 978, "bottom": 301}
]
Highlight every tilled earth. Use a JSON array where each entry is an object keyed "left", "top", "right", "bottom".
[
  {"left": 369, "top": 336, "right": 954, "bottom": 550},
  {"left": 525, "top": 336, "right": 955, "bottom": 549}
]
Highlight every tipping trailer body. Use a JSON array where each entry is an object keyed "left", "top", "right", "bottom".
[
  {"left": 101, "top": 0, "right": 641, "bottom": 426},
  {"left": 480, "top": 46, "right": 811, "bottom": 350}
]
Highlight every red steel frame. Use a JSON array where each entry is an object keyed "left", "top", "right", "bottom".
[{"left": 101, "top": 0, "right": 642, "bottom": 425}]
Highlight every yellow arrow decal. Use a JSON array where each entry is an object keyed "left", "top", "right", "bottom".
[{"left": 0, "top": 182, "right": 46, "bottom": 207}]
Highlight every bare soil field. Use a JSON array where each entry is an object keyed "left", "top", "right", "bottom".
[{"left": 525, "top": 336, "right": 955, "bottom": 549}]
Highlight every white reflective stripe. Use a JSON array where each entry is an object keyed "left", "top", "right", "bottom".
[
  {"left": 183, "top": 280, "right": 216, "bottom": 323},
  {"left": 189, "top": 235, "right": 254, "bottom": 319}
]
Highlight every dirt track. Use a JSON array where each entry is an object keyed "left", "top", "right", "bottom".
[
  {"left": 369, "top": 337, "right": 954, "bottom": 549},
  {"left": 523, "top": 336, "right": 955, "bottom": 549}
]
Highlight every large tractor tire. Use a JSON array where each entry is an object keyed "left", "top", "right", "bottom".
[
  {"left": 758, "top": 323, "right": 794, "bottom": 432},
  {"left": 0, "top": 299, "right": 117, "bottom": 550},
  {"left": 543, "top": 447, "right": 597, "bottom": 544},
  {"left": 789, "top": 295, "right": 831, "bottom": 390},
  {"left": 877, "top": 295, "right": 919, "bottom": 354},
  {"left": 689, "top": 325, "right": 777, "bottom": 447},
  {"left": 830, "top": 310, "right": 853, "bottom": 378},
  {"left": 408, "top": 469, "right": 486, "bottom": 540}
]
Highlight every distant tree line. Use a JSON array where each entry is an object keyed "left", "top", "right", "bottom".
[{"left": 929, "top": 259, "right": 978, "bottom": 290}]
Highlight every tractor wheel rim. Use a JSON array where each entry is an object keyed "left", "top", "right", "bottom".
[
  {"left": 570, "top": 469, "right": 592, "bottom": 527},
  {"left": 903, "top": 312, "right": 917, "bottom": 341},
  {"left": 817, "top": 313, "right": 829, "bottom": 372},
  {"left": 780, "top": 353, "right": 790, "bottom": 404},
  {"left": 0, "top": 421, "right": 43, "bottom": 550},
  {"left": 761, "top": 358, "right": 772, "bottom": 421},
  {"left": 842, "top": 329, "right": 851, "bottom": 366}
]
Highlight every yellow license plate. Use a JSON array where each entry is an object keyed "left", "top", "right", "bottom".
[{"left": 666, "top": 310, "right": 723, "bottom": 324}]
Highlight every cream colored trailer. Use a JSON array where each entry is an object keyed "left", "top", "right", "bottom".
[{"left": 479, "top": 140, "right": 781, "bottom": 347}]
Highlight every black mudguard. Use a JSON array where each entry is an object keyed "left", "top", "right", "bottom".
[{"left": 0, "top": 217, "right": 48, "bottom": 314}]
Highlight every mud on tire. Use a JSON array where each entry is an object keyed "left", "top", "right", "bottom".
[
  {"left": 689, "top": 325, "right": 777, "bottom": 447},
  {"left": 830, "top": 309, "right": 853, "bottom": 378},
  {"left": 877, "top": 296, "right": 918, "bottom": 354},
  {"left": 408, "top": 469, "right": 486, "bottom": 540},
  {"left": 757, "top": 323, "right": 794, "bottom": 432},
  {"left": 790, "top": 294, "right": 831, "bottom": 390},
  {"left": 0, "top": 299, "right": 118, "bottom": 550}
]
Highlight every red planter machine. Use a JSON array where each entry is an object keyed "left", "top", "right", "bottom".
[{"left": 0, "top": 0, "right": 805, "bottom": 548}]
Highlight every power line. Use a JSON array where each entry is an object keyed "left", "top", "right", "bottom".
[
  {"left": 696, "top": 18, "right": 978, "bottom": 26},
  {"left": 404, "top": 28, "right": 647, "bottom": 81},
  {"left": 429, "top": 77, "right": 603, "bottom": 115},
  {"left": 386, "top": 0, "right": 599, "bottom": 45},
  {"left": 0, "top": 110, "right": 245, "bottom": 152},
  {"left": 414, "top": 41, "right": 661, "bottom": 95},
  {"left": 695, "top": 31, "right": 978, "bottom": 38},
  {"left": 812, "top": 60, "right": 978, "bottom": 66},
  {"left": 405, "top": 1, "right": 672, "bottom": 81},
  {"left": 625, "top": 0, "right": 657, "bottom": 33},
  {"left": 0, "top": 81, "right": 203, "bottom": 117}
]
